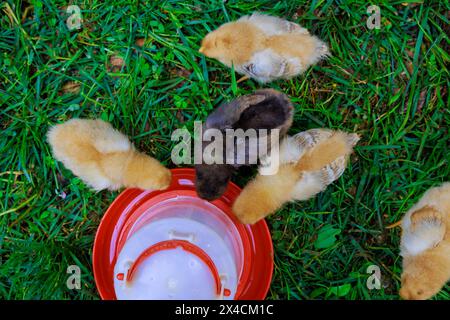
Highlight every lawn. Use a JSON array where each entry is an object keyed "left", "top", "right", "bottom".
[{"left": 0, "top": 0, "right": 449, "bottom": 300}]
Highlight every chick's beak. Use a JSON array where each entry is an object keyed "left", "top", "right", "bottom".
[{"left": 199, "top": 46, "right": 205, "bottom": 53}]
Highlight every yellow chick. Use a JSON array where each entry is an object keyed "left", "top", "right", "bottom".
[
  {"left": 232, "top": 129, "right": 359, "bottom": 224},
  {"left": 47, "top": 118, "right": 171, "bottom": 191},
  {"left": 199, "top": 12, "right": 329, "bottom": 83},
  {"left": 399, "top": 183, "right": 450, "bottom": 300}
]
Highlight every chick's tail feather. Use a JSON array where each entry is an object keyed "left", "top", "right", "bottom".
[{"left": 294, "top": 132, "right": 355, "bottom": 173}]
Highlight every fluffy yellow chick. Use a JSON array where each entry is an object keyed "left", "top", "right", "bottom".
[
  {"left": 232, "top": 129, "right": 359, "bottom": 224},
  {"left": 399, "top": 183, "right": 450, "bottom": 300},
  {"left": 199, "top": 12, "right": 329, "bottom": 83},
  {"left": 47, "top": 119, "right": 171, "bottom": 191}
]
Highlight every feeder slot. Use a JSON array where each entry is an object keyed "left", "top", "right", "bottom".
[{"left": 168, "top": 230, "right": 196, "bottom": 243}]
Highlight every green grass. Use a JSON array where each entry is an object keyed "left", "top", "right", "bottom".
[{"left": 0, "top": 0, "right": 449, "bottom": 300}]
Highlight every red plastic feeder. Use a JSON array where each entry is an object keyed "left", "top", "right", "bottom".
[{"left": 93, "top": 168, "right": 273, "bottom": 300}]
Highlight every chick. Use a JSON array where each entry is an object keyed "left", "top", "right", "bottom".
[
  {"left": 399, "top": 183, "right": 450, "bottom": 300},
  {"left": 47, "top": 119, "right": 171, "bottom": 191},
  {"left": 195, "top": 89, "right": 293, "bottom": 200},
  {"left": 232, "top": 129, "right": 359, "bottom": 224},
  {"left": 199, "top": 12, "right": 329, "bottom": 83}
]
